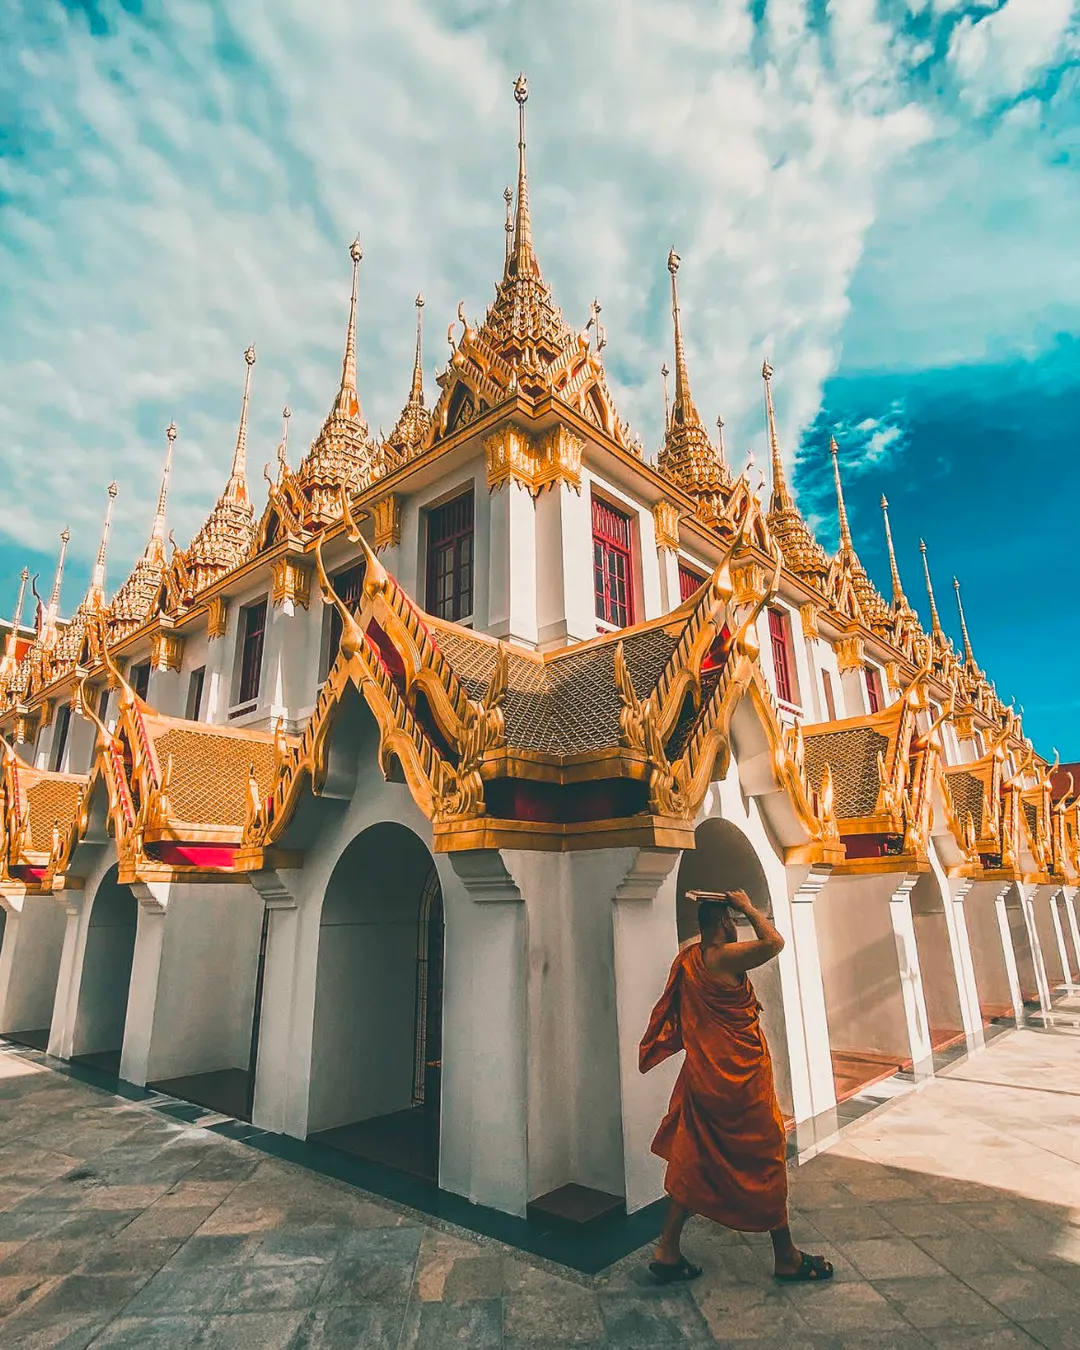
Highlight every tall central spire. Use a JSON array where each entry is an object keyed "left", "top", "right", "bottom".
[
  {"left": 335, "top": 236, "right": 363, "bottom": 419},
  {"left": 226, "top": 345, "right": 256, "bottom": 504},
  {"left": 86, "top": 482, "right": 119, "bottom": 609},
  {"left": 919, "top": 538, "right": 944, "bottom": 638},
  {"left": 508, "top": 73, "right": 539, "bottom": 280},
  {"left": 763, "top": 361, "right": 793, "bottom": 514},
  {"left": 953, "top": 576, "right": 979, "bottom": 668},
  {"left": 151, "top": 422, "right": 176, "bottom": 548},
  {"left": 880, "top": 495, "right": 909, "bottom": 610},
  {"left": 410, "top": 293, "right": 425, "bottom": 403},
  {"left": 1, "top": 566, "right": 30, "bottom": 676},
  {"left": 667, "top": 249, "right": 702, "bottom": 433},
  {"left": 829, "top": 436, "right": 853, "bottom": 552},
  {"left": 42, "top": 527, "right": 70, "bottom": 649}
]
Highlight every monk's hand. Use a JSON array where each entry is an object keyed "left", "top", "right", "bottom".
[{"left": 725, "top": 889, "right": 754, "bottom": 914}]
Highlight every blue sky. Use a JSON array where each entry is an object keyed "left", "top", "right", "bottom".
[{"left": 1, "top": 1, "right": 1078, "bottom": 754}]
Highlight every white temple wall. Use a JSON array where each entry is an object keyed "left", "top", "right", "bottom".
[
  {"left": 1060, "top": 886, "right": 1080, "bottom": 982},
  {"left": 66, "top": 709, "right": 96, "bottom": 775},
  {"left": 488, "top": 481, "right": 539, "bottom": 647},
  {"left": 63, "top": 854, "right": 139, "bottom": 1062},
  {"left": 813, "top": 873, "right": 931, "bottom": 1069},
  {"left": 126, "top": 881, "right": 263, "bottom": 1085},
  {"left": 1030, "top": 884, "right": 1067, "bottom": 990},
  {"left": 535, "top": 483, "right": 597, "bottom": 648},
  {"left": 963, "top": 881, "right": 1022, "bottom": 1022},
  {"left": 0, "top": 891, "right": 66, "bottom": 1035},
  {"left": 907, "top": 865, "right": 968, "bottom": 1045},
  {"left": 1007, "top": 883, "right": 1047, "bottom": 1010},
  {"left": 263, "top": 588, "right": 322, "bottom": 732}
]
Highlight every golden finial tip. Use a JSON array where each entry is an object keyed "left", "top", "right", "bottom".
[
  {"left": 415, "top": 292, "right": 425, "bottom": 309},
  {"left": 762, "top": 359, "right": 773, "bottom": 381},
  {"left": 166, "top": 420, "right": 177, "bottom": 442},
  {"left": 349, "top": 234, "right": 363, "bottom": 264},
  {"left": 661, "top": 362, "right": 669, "bottom": 378},
  {"left": 244, "top": 344, "right": 256, "bottom": 366},
  {"left": 953, "top": 576, "right": 960, "bottom": 590},
  {"left": 107, "top": 481, "right": 119, "bottom": 499},
  {"left": 60, "top": 527, "right": 71, "bottom": 544},
  {"left": 503, "top": 185, "right": 513, "bottom": 204},
  {"left": 283, "top": 405, "right": 291, "bottom": 420},
  {"left": 514, "top": 72, "right": 528, "bottom": 104},
  {"left": 880, "top": 493, "right": 888, "bottom": 508},
  {"left": 829, "top": 435, "right": 839, "bottom": 455},
  {"left": 20, "top": 566, "right": 29, "bottom": 581},
  {"left": 919, "top": 537, "right": 927, "bottom": 552},
  {"left": 667, "top": 246, "right": 680, "bottom": 275}
]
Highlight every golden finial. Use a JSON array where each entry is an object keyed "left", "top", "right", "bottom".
[
  {"left": 507, "top": 73, "right": 538, "bottom": 280},
  {"left": 0, "top": 566, "right": 30, "bottom": 676},
  {"left": 880, "top": 494, "right": 908, "bottom": 610},
  {"left": 87, "top": 482, "right": 119, "bottom": 608},
  {"left": 716, "top": 415, "right": 727, "bottom": 471},
  {"left": 42, "top": 527, "right": 71, "bottom": 648},
  {"left": 762, "top": 359, "right": 792, "bottom": 513},
  {"left": 151, "top": 422, "right": 176, "bottom": 546},
  {"left": 666, "top": 248, "right": 702, "bottom": 433},
  {"left": 953, "top": 576, "right": 978, "bottom": 667},
  {"left": 410, "top": 293, "right": 426, "bottom": 404},
  {"left": 829, "top": 435, "right": 853, "bottom": 552},
  {"left": 276, "top": 406, "right": 291, "bottom": 483},
  {"left": 503, "top": 185, "right": 514, "bottom": 264},
  {"left": 225, "top": 344, "right": 257, "bottom": 504},
  {"left": 919, "top": 538, "right": 944, "bottom": 638},
  {"left": 334, "top": 236, "right": 364, "bottom": 420},
  {"left": 661, "top": 363, "right": 670, "bottom": 432}
]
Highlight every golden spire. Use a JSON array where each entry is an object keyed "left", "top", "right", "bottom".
[
  {"left": 226, "top": 345, "right": 256, "bottom": 504},
  {"left": 42, "top": 527, "right": 71, "bottom": 649},
  {"left": 335, "top": 236, "right": 364, "bottom": 419},
  {"left": 661, "top": 363, "right": 670, "bottom": 432},
  {"left": 829, "top": 436, "right": 853, "bottom": 552},
  {"left": 1, "top": 566, "right": 30, "bottom": 676},
  {"left": 716, "top": 415, "right": 727, "bottom": 473},
  {"left": 275, "top": 406, "right": 291, "bottom": 484},
  {"left": 763, "top": 360, "right": 793, "bottom": 514},
  {"left": 503, "top": 185, "right": 514, "bottom": 265},
  {"left": 151, "top": 422, "right": 176, "bottom": 548},
  {"left": 410, "top": 293, "right": 425, "bottom": 403},
  {"left": 880, "top": 494, "right": 909, "bottom": 610},
  {"left": 86, "top": 482, "right": 119, "bottom": 609},
  {"left": 667, "top": 249, "right": 702, "bottom": 433},
  {"left": 954, "top": 576, "right": 978, "bottom": 667},
  {"left": 919, "top": 538, "right": 944, "bottom": 638},
  {"left": 508, "top": 73, "right": 539, "bottom": 280}
]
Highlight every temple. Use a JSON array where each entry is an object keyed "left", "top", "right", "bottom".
[{"left": 1, "top": 77, "right": 1077, "bottom": 1226}]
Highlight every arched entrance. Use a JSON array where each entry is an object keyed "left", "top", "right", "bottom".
[
  {"left": 307, "top": 822, "right": 445, "bottom": 1182},
  {"left": 909, "top": 873, "right": 966, "bottom": 1053},
  {"left": 675, "top": 817, "right": 794, "bottom": 1126},
  {"left": 71, "top": 865, "right": 138, "bottom": 1075}
]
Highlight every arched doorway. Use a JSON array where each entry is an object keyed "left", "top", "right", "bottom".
[
  {"left": 71, "top": 865, "right": 138, "bottom": 1075},
  {"left": 307, "top": 822, "right": 445, "bottom": 1182},
  {"left": 909, "top": 873, "right": 966, "bottom": 1053},
  {"left": 675, "top": 817, "right": 794, "bottom": 1127}
]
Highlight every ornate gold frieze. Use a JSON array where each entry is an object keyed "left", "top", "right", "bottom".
[
  {"left": 731, "top": 562, "right": 767, "bottom": 608},
  {"left": 953, "top": 712, "right": 977, "bottom": 742},
  {"left": 207, "top": 597, "right": 228, "bottom": 641},
  {"left": 835, "top": 635, "right": 866, "bottom": 674},
  {"left": 151, "top": 633, "right": 184, "bottom": 673},
  {"left": 271, "top": 556, "right": 312, "bottom": 610},
  {"left": 371, "top": 495, "right": 402, "bottom": 553},
  {"left": 484, "top": 424, "right": 583, "bottom": 497},
  {"left": 799, "top": 603, "right": 820, "bottom": 641},
  {"left": 39, "top": 699, "right": 54, "bottom": 731},
  {"left": 884, "top": 660, "right": 902, "bottom": 693},
  {"left": 652, "top": 501, "right": 681, "bottom": 554}
]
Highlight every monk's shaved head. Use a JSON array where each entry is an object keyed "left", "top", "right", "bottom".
[{"left": 698, "top": 899, "right": 736, "bottom": 943}]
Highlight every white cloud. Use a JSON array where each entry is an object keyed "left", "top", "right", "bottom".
[
  {"left": 948, "top": 0, "right": 1076, "bottom": 111},
  {"left": 0, "top": 0, "right": 1072, "bottom": 607}
]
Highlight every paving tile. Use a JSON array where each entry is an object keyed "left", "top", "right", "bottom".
[
  {"left": 840, "top": 1238, "right": 951, "bottom": 1280},
  {"left": 873, "top": 1275, "right": 1009, "bottom": 1329},
  {"left": 120, "top": 1265, "right": 236, "bottom": 1317},
  {"left": 193, "top": 1311, "right": 305, "bottom": 1348},
  {"left": 963, "top": 1270, "right": 1080, "bottom": 1320},
  {"left": 441, "top": 1254, "right": 508, "bottom": 1301},
  {"left": 797, "top": 1205, "right": 901, "bottom": 1242},
  {"left": 85, "top": 1314, "right": 205, "bottom": 1348},
  {"left": 251, "top": 1227, "right": 346, "bottom": 1267},
  {"left": 0, "top": 1312, "right": 110, "bottom": 1349},
  {"left": 597, "top": 1289, "right": 714, "bottom": 1346},
  {"left": 874, "top": 1204, "right": 980, "bottom": 1238},
  {"left": 399, "top": 1297, "right": 504, "bottom": 1349},
  {"left": 503, "top": 1286, "right": 606, "bottom": 1343},
  {"left": 22, "top": 1275, "right": 149, "bottom": 1320},
  {"left": 1015, "top": 1321, "right": 1080, "bottom": 1350},
  {"left": 217, "top": 1261, "right": 329, "bottom": 1312},
  {"left": 912, "top": 1235, "right": 1036, "bottom": 1278},
  {"left": 922, "top": 1329, "right": 1055, "bottom": 1349},
  {"left": 290, "top": 1303, "right": 409, "bottom": 1349},
  {"left": 785, "top": 1280, "right": 912, "bottom": 1332}
]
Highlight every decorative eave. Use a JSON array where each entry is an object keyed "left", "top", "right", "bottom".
[{"left": 0, "top": 736, "right": 87, "bottom": 891}]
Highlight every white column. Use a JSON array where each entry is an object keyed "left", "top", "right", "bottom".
[
  {"left": 888, "top": 876, "right": 934, "bottom": 1079},
  {"left": 785, "top": 867, "right": 838, "bottom": 1141},
  {"left": 1014, "top": 883, "right": 1052, "bottom": 1014},
  {"left": 656, "top": 548, "right": 681, "bottom": 617},
  {"left": 443, "top": 851, "right": 528, "bottom": 1216},
  {"left": 249, "top": 870, "right": 304, "bottom": 1134},
  {"left": 119, "top": 881, "right": 171, "bottom": 1086},
  {"left": 994, "top": 888, "right": 1026, "bottom": 1022},
  {"left": 1062, "top": 886, "right": 1080, "bottom": 983},
  {"left": 610, "top": 848, "right": 682, "bottom": 1214},
  {"left": 1049, "top": 888, "right": 1075, "bottom": 986},
  {"left": 947, "top": 879, "right": 984, "bottom": 1044},
  {"left": 487, "top": 484, "right": 538, "bottom": 648},
  {"left": 48, "top": 891, "right": 85, "bottom": 1059},
  {"left": 0, "top": 890, "right": 67, "bottom": 1035}
]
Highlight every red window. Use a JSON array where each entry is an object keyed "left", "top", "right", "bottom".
[
  {"left": 325, "top": 561, "right": 366, "bottom": 676},
  {"left": 238, "top": 599, "right": 267, "bottom": 705},
  {"left": 864, "top": 665, "right": 884, "bottom": 714},
  {"left": 426, "top": 490, "right": 474, "bottom": 622},
  {"left": 768, "top": 608, "right": 798, "bottom": 705},
  {"left": 678, "top": 562, "right": 707, "bottom": 603},
  {"left": 593, "top": 497, "right": 635, "bottom": 627},
  {"left": 821, "top": 669, "right": 837, "bottom": 721}
]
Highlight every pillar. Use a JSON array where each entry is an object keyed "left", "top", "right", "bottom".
[
  {"left": 119, "top": 881, "right": 171, "bottom": 1086},
  {"left": 48, "top": 890, "right": 86, "bottom": 1059},
  {"left": 249, "top": 870, "right": 305, "bottom": 1134},
  {"left": 888, "top": 876, "right": 934, "bottom": 1079},
  {"left": 785, "top": 867, "right": 838, "bottom": 1146}
]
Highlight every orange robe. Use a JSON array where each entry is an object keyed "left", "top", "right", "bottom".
[{"left": 640, "top": 942, "right": 788, "bottom": 1232}]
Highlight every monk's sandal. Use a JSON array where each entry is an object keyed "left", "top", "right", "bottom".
[
  {"left": 775, "top": 1252, "right": 834, "bottom": 1282},
  {"left": 648, "top": 1255, "right": 703, "bottom": 1283}
]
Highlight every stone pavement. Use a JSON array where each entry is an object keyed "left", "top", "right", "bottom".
[{"left": 0, "top": 1022, "right": 1078, "bottom": 1349}]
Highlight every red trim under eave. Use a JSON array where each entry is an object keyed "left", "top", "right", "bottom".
[
  {"left": 841, "top": 834, "right": 904, "bottom": 860},
  {"left": 11, "top": 866, "right": 46, "bottom": 882},
  {"left": 146, "top": 843, "right": 240, "bottom": 870}
]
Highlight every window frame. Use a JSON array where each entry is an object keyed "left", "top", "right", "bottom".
[
  {"left": 592, "top": 494, "right": 636, "bottom": 629},
  {"left": 767, "top": 607, "right": 799, "bottom": 707},
  {"left": 237, "top": 598, "right": 268, "bottom": 708},
  {"left": 131, "top": 661, "right": 151, "bottom": 702},
  {"left": 52, "top": 703, "right": 71, "bottom": 772},
  {"left": 321, "top": 560, "right": 367, "bottom": 681},
  {"left": 185, "top": 666, "right": 206, "bottom": 722},
  {"left": 821, "top": 668, "right": 838, "bottom": 722},
  {"left": 425, "top": 489, "right": 475, "bottom": 624},
  {"left": 677, "top": 561, "right": 708, "bottom": 605},
  {"left": 864, "top": 664, "right": 884, "bottom": 714}
]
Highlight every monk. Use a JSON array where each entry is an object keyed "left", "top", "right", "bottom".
[{"left": 640, "top": 888, "right": 833, "bottom": 1283}]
